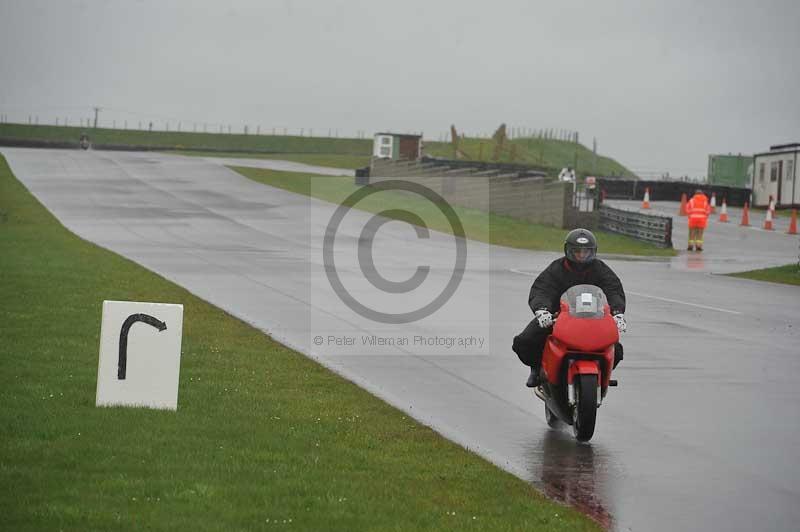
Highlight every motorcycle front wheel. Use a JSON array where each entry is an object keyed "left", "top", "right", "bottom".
[{"left": 572, "top": 374, "right": 597, "bottom": 442}]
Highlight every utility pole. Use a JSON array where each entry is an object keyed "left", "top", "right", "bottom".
[
  {"left": 93, "top": 107, "right": 101, "bottom": 129},
  {"left": 592, "top": 137, "right": 597, "bottom": 175}
]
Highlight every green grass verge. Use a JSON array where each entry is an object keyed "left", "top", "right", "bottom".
[
  {"left": 232, "top": 167, "right": 675, "bottom": 257},
  {"left": 171, "top": 150, "right": 370, "bottom": 170},
  {"left": 727, "top": 264, "right": 800, "bottom": 286},
  {"left": 0, "top": 154, "right": 600, "bottom": 531}
]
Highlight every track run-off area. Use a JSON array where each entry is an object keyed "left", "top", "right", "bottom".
[{"left": 4, "top": 148, "right": 799, "bottom": 532}]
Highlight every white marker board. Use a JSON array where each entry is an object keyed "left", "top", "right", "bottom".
[{"left": 96, "top": 301, "right": 184, "bottom": 410}]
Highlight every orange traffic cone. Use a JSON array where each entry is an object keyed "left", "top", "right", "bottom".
[
  {"left": 740, "top": 202, "right": 750, "bottom": 226},
  {"left": 642, "top": 187, "right": 651, "bottom": 209},
  {"left": 788, "top": 209, "right": 798, "bottom": 235},
  {"left": 719, "top": 199, "right": 729, "bottom": 222},
  {"left": 710, "top": 192, "right": 717, "bottom": 213},
  {"left": 679, "top": 193, "right": 688, "bottom": 216},
  {"left": 763, "top": 207, "right": 774, "bottom": 230}
]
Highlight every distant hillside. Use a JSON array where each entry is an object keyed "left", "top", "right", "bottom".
[
  {"left": 0, "top": 123, "right": 372, "bottom": 155},
  {"left": 424, "top": 136, "right": 635, "bottom": 178},
  {"left": 0, "top": 123, "right": 635, "bottom": 178}
]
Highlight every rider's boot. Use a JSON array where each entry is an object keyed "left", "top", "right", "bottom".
[{"left": 526, "top": 366, "right": 541, "bottom": 388}]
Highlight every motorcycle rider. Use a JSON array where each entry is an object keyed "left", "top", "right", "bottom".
[{"left": 512, "top": 228, "right": 627, "bottom": 387}]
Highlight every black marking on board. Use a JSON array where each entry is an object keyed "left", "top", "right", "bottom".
[{"left": 118, "top": 313, "right": 167, "bottom": 380}]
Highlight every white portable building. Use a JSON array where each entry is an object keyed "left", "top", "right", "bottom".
[{"left": 752, "top": 143, "right": 799, "bottom": 208}]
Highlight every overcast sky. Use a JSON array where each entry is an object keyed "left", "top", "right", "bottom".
[{"left": 1, "top": 0, "right": 798, "bottom": 177}]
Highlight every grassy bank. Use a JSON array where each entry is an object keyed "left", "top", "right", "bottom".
[
  {"left": 0, "top": 155, "right": 601, "bottom": 531},
  {"left": 727, "top": 264, "right": 800, "bottom": 286},
  {"left": 232, "top": 167, "right": 675, "bottom": 257},
  {"left": 424, "top": 137, "right": 634, "bottom": 178},
  {"left": 1, "top": 123, "right": 634, "bottom": 178},
  {"left": 0, "top": 123, "right": 372, "bottom": 155}
]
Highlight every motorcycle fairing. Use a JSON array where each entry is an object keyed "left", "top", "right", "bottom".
[{"left": 552, "top": 300, "right": 619, "bottom": 352}]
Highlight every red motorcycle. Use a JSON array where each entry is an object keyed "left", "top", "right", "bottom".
[{"left": 534, "top": 285, "right": 619, "bottom": 442}]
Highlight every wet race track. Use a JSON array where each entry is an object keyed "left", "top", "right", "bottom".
[{"left": 5, "top": 148, "right": 800, "bottom": 531}]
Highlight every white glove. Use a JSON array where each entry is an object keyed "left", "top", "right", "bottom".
[
  {"left": 613, "top": 313, "right": 627, "bottom": 333},
  {"left": 535, "top": 309, "right": 554, "bottom": 328}
]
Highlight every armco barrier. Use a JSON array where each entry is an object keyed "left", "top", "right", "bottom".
[{"left": 599, "top": 205, "right": 673, "bottom": 248}]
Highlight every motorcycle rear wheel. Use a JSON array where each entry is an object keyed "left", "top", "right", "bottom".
[{"left": 572, "top": 374, "right": 598, "bottom": 442}]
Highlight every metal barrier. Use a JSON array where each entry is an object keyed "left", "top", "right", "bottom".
[{"left": 599, "top": 205, "right": 673, "bottom": 248}]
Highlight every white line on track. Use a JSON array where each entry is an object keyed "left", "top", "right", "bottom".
[
  {"left": 507, "top": 268, "right": 742, "bottom": 315},
  {"left": 626, "top": 291, "right": 741, "bottom": 315}
]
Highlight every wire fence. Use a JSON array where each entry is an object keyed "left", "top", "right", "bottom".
[
  {"left": 0, "top": 108, "right": 390, "bottom": 139},
  {"left": 435, "top": 127, "right": 580, "bottom": 143},
  {"left": 0, "top": 114, "right": 379, "bottom": 139},
  {"left": 1, "top": 107, "right": 586, "bottom": 147}
]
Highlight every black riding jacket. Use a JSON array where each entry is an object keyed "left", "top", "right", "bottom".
[{"left": 528, "top": 258, "right": 626, "bottom": 315}]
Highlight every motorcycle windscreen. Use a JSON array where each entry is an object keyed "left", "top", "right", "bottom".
[
  {"left": 553, "top": 285, "right": 619, "bottom": 352},
  {"left": 561, "top": 284, "right": 608, "bottom": 318}
]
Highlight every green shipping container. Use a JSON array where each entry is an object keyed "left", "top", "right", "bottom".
[{"left": 707, "top": 154, "right": 752, "bottom": 187}]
